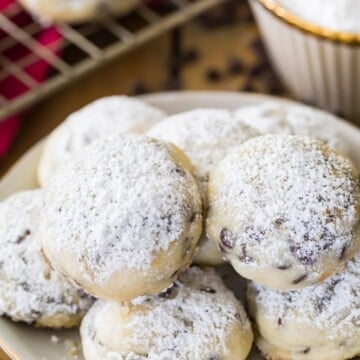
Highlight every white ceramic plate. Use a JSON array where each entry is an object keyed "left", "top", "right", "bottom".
[{"left": 1, "top": 91, "right": 359, "bottom": 360}]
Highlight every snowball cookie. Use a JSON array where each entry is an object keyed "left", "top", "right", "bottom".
[
  {"left": 40, "top": 134, "right": 203, "bottom": 301},
  {"left": 247, "top": 254, "right": 360, "bottom": 360},
  {"left": 81, "top": 267, "right": 253, "bottom": 360},
  {"left": 0, "top": 190, "right": 93, "bottom": 328},
  {"left": 147, "top": 109, "right": 259, "bottom": 266},
  {"left": 207, "top": 135, "right": 360, "bottom": 290},
  {"left": 19, "top": 0, "right": 141, "bottom": 23},
  {"left": 234, "top": 101, "right": 350, "bottom": 156},
  {"left": 38, "top": 96, "right": 166, "bottom": 187}
]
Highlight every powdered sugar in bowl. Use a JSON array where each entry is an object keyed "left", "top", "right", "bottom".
[{"left": 249, "top": 0, "right": 360, "bottom": 123}]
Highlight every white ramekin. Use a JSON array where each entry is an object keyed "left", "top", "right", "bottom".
[{"left": 249, "top": 0, "right": 360, "bottom": 123}]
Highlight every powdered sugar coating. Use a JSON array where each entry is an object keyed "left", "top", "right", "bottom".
[
  {"left": 147, "top": 109, "right": 259, "bottom": 266},
  {"left": 0, "top": 190, "right": 93, "bottom": 328},
  {"left": 207, "top": 135, "right": 360, "bottom": 290},
  {"left": 234, "top": 101, "right": 350, "bottom": 156},
  {"left": 247, "top": 254, "right": 360, "bottom": 359},
  {"left": 41, "top": 134, "right": 202, "bottom": 300},
  {"left": 38, "top": 96, "right": 166, "bottom": 186},
  {"left": 147, "top": 109, "right": 259, "bottom": 199},
  {"left": 81, "top": 267, "right": 253, "bottom": 360}
]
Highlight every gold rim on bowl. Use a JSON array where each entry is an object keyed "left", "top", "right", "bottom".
[{"left": 257, "top": 0, "right": 360, "bottom": 44}]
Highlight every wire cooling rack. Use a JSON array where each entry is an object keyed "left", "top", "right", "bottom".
[{"left": 0, "top": 0, "right": 225, "bottom": 121}]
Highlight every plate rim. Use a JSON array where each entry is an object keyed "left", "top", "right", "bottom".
[{"left": 0, "top": 90, "right": 359, "bottom": 360}]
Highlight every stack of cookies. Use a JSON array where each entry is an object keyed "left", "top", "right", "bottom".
[
  {"left": 1, "top": 96, "right": 360, "bottom": 360},
  {"left": 231, "top": 103, "right": 360, "bottom": 360}
]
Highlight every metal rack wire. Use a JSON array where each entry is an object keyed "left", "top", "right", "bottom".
[{"left": 0, "top": 0, "right": 225, "bottom": 121}]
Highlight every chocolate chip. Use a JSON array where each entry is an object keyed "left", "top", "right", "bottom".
[
  {"left": 316, "top": 278, "right": 341, "bottom": 313},
  {"left": 248, "top": 61, "right": 268, "bottom": 77},
  {"left": 235, "top": 312, "right": 243, "bottom": 322},
  {"left": 174, "top": 166, "right": 186, "bottom": 177},
  {"left": 130, "top": 80, "right": 148, "bottom": 95},
  {"left": 220, "top": 228, "right": 236, "bottom": 249},
  {"left": 339, "top": 245, "right": 347, "bottom": 260},
  {"left": 72, "top": 278, "right": 82, "bottom": 288},
  {"left": 45, "top": 296, "right": 56, "bottom": 304},
  {"left": 166, "top": 215, "right": 173, "bottom": 233},
  {"left": 277, "top": 263, "right": 291, "bottom": 270},
  {"left": 289, "top": 244, "right": 316, "bottom": 265},
  {"left": 181, "top": 48, "right": 199, "bottom": 64},
  {"left": 278, "top": 317, "right": 283, "bottom": 326},
  {"left": 249, "top": 38, "right": 266, "bottom": 56},
  {"left": 238, "top": 243, "right": 253, "bottom": 263},
  {"left": 274, "top": 218, "right": 284, "bottom": 226},
  {"left": 245, "top": 225, "right": 264, "bottom": 243},
  {"left": 183, "top": 318, "right": 193, "bottom": 327},
  {"left": 164, "top": 77, "right": 181, "bottom": 91},
  {"left": 200, "top": 287, "right": 216, "bottom": 294},
  {"left": 158, "top": 284, "right": 179, "bottom": 299},
  {"left": 227, "top": 56, "right": 244, "bottom": 75},
  {"left": 241, "top": 76, "right": 255, "bottom": 92},
  {"left": 95, "top": 253, "right": 102, "bottom": 264},
  {"left": 16, "top": 229, "right": 31, "bottom": 244},
  {"left": 302, "top": 348, "right": 311, "bottom": 354},
  {"left": 206, "top": 68, "right": 222, "bottom": 82},
  {"left": 20, "top": 282, "right": 30, "bottom": 291},
  {"left": 325, "top": 214, "right": 336, "bottom": 224},
  {"left": 292, "top": 274, "right": 307, "bottom": 285},
  {"left": 262, "top": 70, "right": 285, "bottom": 95},
  {"left": 31, "top": 310, "right": 41, "bottom": 317}
]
